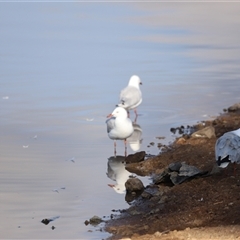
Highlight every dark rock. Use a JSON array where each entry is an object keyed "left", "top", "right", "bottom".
[
  {"left": 125, "top": 178, "right": 144, "bottom": 193},
  {"left": 179, "top": 162, "right": 201, "bottom": 177},
  {"left": 89, "top": 215, "right": 103, "bottom": 226},
  {"left": 41, "top": 219, "right": 51, "bottom": 225},
  {"left": 125, "top": 151, "right": 145, "bottom": 163},
  {"left": 152, "top": 169, "right": 173, "bottom": 186},
  {"left": 170, "top": 127, "right": 177, "bottom": 134},
  {"left": 228, "top": 103, "right": 240, "bottom": 112},
  {"left": 170, "top": 171, "right": 188, "bottom": 185},
  {"left": 84, "top": 220, "right": 90, "bottom": 226},
  {"left": 170, "top": 125, "right": 196, "bottom": 136},
  {"left": 152, "top": 162, "right": 208, "bottom": 185},
  {"left": 125, "top": 178, "right": 145, "bottom": 202},
  {"left": 41, "top": 216, "right": 59, "bottom": 225},
  {"left": 169, "top": 162, "right": 182, "bottom": 172}
]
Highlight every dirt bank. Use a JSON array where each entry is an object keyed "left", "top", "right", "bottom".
[{"left": 105, "top": 103, "right": 240, "bottom": 240}]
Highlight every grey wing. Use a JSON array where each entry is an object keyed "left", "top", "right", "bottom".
[
  {"left": 106, "top": 117, "right": 115, "bottom": 133},
  {"left": 119, "top": 86, "right": 141, "bottom": 108},
  {"left": 215, "top": 132, "right": 240, "bottom": 163}
]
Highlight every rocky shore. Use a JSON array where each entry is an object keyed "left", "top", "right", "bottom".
[{"left": 104, "top": 103, "right": 240, "bottom": 240}]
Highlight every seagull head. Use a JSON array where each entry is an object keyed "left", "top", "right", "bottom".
[
  {"left": 107, "top": 107, "right": 128, "bottom": 118},
  {"left": 128, "top": 75, "right": 142, "bottom": 87}
]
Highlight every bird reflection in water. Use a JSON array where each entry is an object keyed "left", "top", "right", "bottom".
[
  {"left": 106, "top": 156, "right": 133, "bottom": 194},
  {"left": 127, "top": 122, "right": 142, "bottom": 152}
]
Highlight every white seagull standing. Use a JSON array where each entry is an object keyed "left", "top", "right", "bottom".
[
  {"left": 117, "top": 75, "right": 142, "bottom": 118},
  {"left": 106, "top": 107, "right": 134, "bottom": 157},
  {"left": 215, "top": 128, "right": 240, "bottom": 173}
]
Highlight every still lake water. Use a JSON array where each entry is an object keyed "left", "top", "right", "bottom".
[{"left": 1, "top": 2, "right": 240, "bottom": 239}]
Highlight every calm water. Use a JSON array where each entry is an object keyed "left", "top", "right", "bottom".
[{"left": 1, "top": 2, "right": 240, "bottom": 239}]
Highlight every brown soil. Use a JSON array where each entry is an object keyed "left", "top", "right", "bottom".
[{"left": 105, "top": 104, "right": 240, "bottom": 240}]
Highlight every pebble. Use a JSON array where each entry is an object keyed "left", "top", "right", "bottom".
[
  {"left": 191, "top": 126, "right": 215, "bottom": 139},
  {"left": 88, "top": 215, "right": 103, "bottom": 225},
  {"left": 125, "top": 178, "right": 144, "bottom": 193}
]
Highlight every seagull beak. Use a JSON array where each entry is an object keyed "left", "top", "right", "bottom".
[
  {"left": 107, "top": 113, "right": 113, "bottom": 118},
  {"left": 108, "top": 184, "right": 115, "bottom": 188}
]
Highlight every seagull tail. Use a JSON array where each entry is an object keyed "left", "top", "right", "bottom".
[{"left": 217, "top": 155, "right": 230, "bottom": 166}]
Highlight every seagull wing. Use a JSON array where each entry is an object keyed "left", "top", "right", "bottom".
[
  {"left": 106, "top": 117, "right": 115, "bottom": 133},
  {"left": 118, "top": 86, "right": 141, "bottom": 109},
  {"left": 215, "top": 132, "right": 240, "bottom": 164}
]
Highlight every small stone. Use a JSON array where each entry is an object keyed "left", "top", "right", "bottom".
[
  {"left": 191, "top": 126, "right": 215, "bottom": 139},
  {"left": 125, "top": 178, "right": 144, "bottom": 193},
  {"left": 169, "top": 162, "right": 182, "bottom": 172},
  {"left": 84, "top": 220, "right": 89, "bottom": 226},
  {"left": 89, "top": 215, "right": 103, "bottom": 226},
  {"left": 41, "top": 219, "right": 50, "bottom": 225},
  {"left": 170, "top": 127, "right": 177, "bottom": 134}
]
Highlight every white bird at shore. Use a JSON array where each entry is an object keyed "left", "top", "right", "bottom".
[
  {"left": 117, "top": 75, "right": 142, "bottom": 117},
  {"left": 215, "top": 128, "right": 240, "bottom": 172},
  {"left": 106, "top": 107, "right": 134, "bottom": 157}
]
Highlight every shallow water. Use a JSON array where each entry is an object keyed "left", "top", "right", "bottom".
[{"left": 1, "top": 2, "right": 240, "bottom": 239}]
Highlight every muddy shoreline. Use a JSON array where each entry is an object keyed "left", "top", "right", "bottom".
[{"left": 104, "top": 103, "right": 240, "bottom": 240}]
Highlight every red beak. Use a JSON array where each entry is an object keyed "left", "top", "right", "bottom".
[
  {"left": 108, "top": 184, "right": 115, "bottom": 188},
  {"left": 107, "top": 113, "right": 113, "bottom": 118}
]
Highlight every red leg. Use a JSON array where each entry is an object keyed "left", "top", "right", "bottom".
[
  {"left": 124, "top": 139, "right": 127, "bottom": 157},
  {"left": 114, "top": 141, "right": 117, "bottom": 158},
  {"left": 134, "top": 108, "right": 138, "bottom": 116}
]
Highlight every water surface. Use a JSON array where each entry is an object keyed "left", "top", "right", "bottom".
[{"left": 1, "top": 2, "right": 240, "bottom": 239}]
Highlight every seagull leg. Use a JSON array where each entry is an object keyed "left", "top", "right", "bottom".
[
  {"left": 134, "top": 114, "right": 138, "bottom": 124},
  {"left": 134, "top": 108, "right": 138, "bottom": 116},
  {"left": 124, "top": 139, "right": 127, "bottom": 157},
  {"left": 114, "top": 141, "right": 117, "bottom": 158}
]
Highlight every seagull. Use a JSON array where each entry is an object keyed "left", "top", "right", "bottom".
[
  {"left": 117, "top": 75, "right": 142, "bottom": 118},
  {"left": 106, "top": 107, "right": 134, "bottom": 157},
  {"left": 215, "top": 128, "right": 240, "bottom": 173}
]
